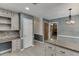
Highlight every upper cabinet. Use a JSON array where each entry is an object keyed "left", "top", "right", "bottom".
[
  {"left": 0, "top": 9, "right": 11, "bottom": 18},
  {"left": 11, "top": 13, "right": 19, "bottom": 30},
  {"left": 0, "top": 9, "right": 19, "bottom": 31}
]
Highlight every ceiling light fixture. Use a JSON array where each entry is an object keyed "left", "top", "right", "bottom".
[
  {"left": 25, "top": 7, "right": 30, "bottom": 10},
  {"left": 32, "top": 3, "right": 38, "bottom": 5},
  {"left": 66, "top": 8, "right": 75, "bottom": 24}
]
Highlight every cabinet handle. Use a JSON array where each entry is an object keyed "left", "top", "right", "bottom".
[{"left": 60, "top": 51, "right": 65, "bottom": 54}]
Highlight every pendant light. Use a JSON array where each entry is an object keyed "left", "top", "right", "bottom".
[{"left": 66, "top": 8, "right": 75, "bottom": 24}]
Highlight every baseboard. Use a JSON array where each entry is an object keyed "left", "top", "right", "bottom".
[
  {"left": 0, "top": 49, "right": 11, "bottom": 54},
  {"left": 58, "top": 35, "right": 79, "bottom": 39}
]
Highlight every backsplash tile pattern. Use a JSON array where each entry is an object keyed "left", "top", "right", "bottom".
[{"left": 0, "top": 31, "right": 19, "bottom": 39}]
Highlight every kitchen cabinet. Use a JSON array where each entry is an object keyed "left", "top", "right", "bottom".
[
  {"left": 11, "top": 13, "right": 19, "bottom": 30},
  {"left": 0, "top": 9, "right": 19, "bottom": 30},
  {"left": 12, "top": 39, "right": 21, "bottom": 52},
  {"left": 55, "top": 46, "right": 79, "bottom": 56},
  {"left": 55, "top": 46, "right": 71, "bottom": 56},
  {"left": 68, "top": 50, "right": 79, "bottom": 56},
  {"left": 45, "top": 43, "right": 56, "bottom": 56},
  {"left": 0, "top": 9, "right": 11, "bottom": 18},
  {"left": 45, "top": 43, "right": 79, "bottom": 56},
  {"left": 0, "top": 9, "right": 20, "bottom": 54}
]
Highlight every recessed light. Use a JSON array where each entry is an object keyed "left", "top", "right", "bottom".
[{"left": 25, "top": 7, "right": 30, "bottom": 10}]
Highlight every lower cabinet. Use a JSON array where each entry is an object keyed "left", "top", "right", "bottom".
[
  {"left": 45, "top": 43, "right": 79, "bottom": 56},
  {"left": 12, "top": 39, "right": 21, "bottom": 52},
  {"left": 55, "top": 46, "right": 79, "bottom": 56},
  {"left": 68, "top": 51, "right": 79, "bottom": 56},
  {"left": 45, "top": 43, "right": 56, "bottom": 56},
  {"left": 55, "top": 46, "right": 71, "bottom": 56}
]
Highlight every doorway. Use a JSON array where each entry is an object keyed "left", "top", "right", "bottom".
[
  {"left": 44, "top": 22, "right": 49, "bottom": 41},
  {"left": 50, "top": 22, "right": 58, "bottom": 41}
]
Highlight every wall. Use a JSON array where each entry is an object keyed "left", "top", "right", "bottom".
[
  {"left": 51, "top": 15, "right": 79, "bottom": 36},
  {"left": 34, "top": 16, "right": 44, "bottom": 42},
  {"left": 51, "top": 15, "right": 79, "bottom": 51},
  {"left": 34, "top": 16, "right": 43, "bottom": 35}
]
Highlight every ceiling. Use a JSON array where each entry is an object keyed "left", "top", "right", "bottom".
[{"left": 0, "top": 3, "right": 79, "bottom": 20}]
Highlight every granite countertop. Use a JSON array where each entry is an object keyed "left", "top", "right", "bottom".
[
  {"left": 0, "top": 37, "right": 20, "bottom": 43},
  {"left": 46, "top": 40, "right": 79, "bottom": 53}
]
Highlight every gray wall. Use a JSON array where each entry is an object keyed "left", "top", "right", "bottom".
[
  {"left": 51, "top": 15, "right": 79, "bottom": 37},
  {"left": 51, "top": 15, "right": 79, "bottom": 51}
]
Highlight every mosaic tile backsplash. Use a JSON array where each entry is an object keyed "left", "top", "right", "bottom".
[{"left": 0, "top": 31, "right": 19, "bottom": 39}]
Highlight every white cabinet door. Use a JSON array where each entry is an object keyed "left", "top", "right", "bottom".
[
  {"left": 11, "top": 13, "right": 19, "bottom": 30},
  {"left": 45, "top": 43, "right": 56, "bottom": 56},
  {"left": 23, "top": 18, "right": 33, "bottom": 48}
]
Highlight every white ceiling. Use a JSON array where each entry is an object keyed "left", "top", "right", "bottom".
[{"left": 0, "top": 3, "right": 79, "bottom": 20}]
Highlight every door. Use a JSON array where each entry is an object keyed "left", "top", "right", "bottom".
[
  {"left": 23, "top": 18, "right": 33, "bottom": 48},
  {"left": 44, "top": 22, "right": 49, "bottom": 40}
]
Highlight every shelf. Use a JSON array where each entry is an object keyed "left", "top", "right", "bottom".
[
  {"left": 0, "top": 25, "right": 11, "bottom": 30},
  {"left": 0, "top": 17, "right": 11, "bottom": 25},
  {"left": 0, "top": 30, "right": 19, "bottom": 31},
  {"left": 0, "top": 23, "right": 11, "bottom": 25},
  {"left": 0, "top": 16, "right": 11, "bottom": 19},
  {"left": 0, "top": 16, "right": 11, "bottom": 30}
]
